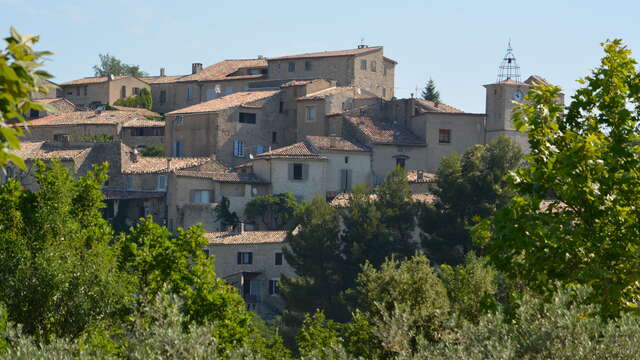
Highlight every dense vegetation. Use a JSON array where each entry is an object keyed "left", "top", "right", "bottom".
[
  {"left": 113, "top": 88, "right": 153, "bottom": 110},
  {"left": 2, "top": 28, "right": 640, "bottom": 358},
  {"left": 93, "top": 53, "right": 147, "bottom": 78}
]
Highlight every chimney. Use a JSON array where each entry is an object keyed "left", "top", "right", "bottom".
[
  {"left": 417, "top": 170, "right": 424, "bottom": 181},
  {"left": 107, "top": 74, "right": 114, "bottom": 81},
  {"left": 167, "top": 158, "right": 172, "bottom": 170},
  {"left": 329, "top": 136, "right": 337, "bottom": 148},
  {"left": 160, "top": 68, "right": 166, "bottom": 77},
  {"left": 192, "top": 63, "right": 203, "bottom": 74},
  {"left": 238, "top": 222, "right": 245, "bottom": 234},
  {"left": 226, "top": 224, "right": 234, "bottom": 232},
  {"left": 131, "top": 148, "right": 140, "bottom": 163}
]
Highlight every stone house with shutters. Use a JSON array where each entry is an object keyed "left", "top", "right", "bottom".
[
  {"left": 204, "top": 228, "right": 295, "bottom": 317},
  {"left": 164, "top": 90, "right": 288, "bottom": 166},
  {"left": 59, "top": 75, "right": 150, "bottom": 109}
]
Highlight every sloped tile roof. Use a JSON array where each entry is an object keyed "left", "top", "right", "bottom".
[
  {"left": 122, "top": 157, "right": 212, "bottom": 174},
  {"left": 102, "top": 189, "right": 165, "bottom": 200},
  {"left": 254, "top": 141, "right": 326, "bottom": 160},
  {"left": 111, "top": 106, "right": 162, "bottom": 118},
  {"left": 180, "top": 59, "right": 267, "bottom": 82},
  {"left": 270, "top": 46, "right": 383, "bottom": 60},
  {"left": 205, "top": 231, "right": 287, "bottom": 245},
  {"left": 524, "top": 75, "right": 550, "bottom": 86},
  {"left": 166, "top": 90, "right": 280, "bottom": 115},
  {"left": 59, "top": 76, "right": 129, "bottom": 86},
  {"left": 34, "top": 98, "right": 70, "bottom": 105},
  {"left": 297, "top": 86, "right": 353, "bottom": 100},
  {"left": 305, "top": 136, "right": 369, "bottom": 152},
  {"left": 406, "top": 170, "right": 437, "bottom": 183},
  {"left": 140, "top": 75, "right": 187, "bottom": 84},
  {"left": 175, "top": 170, "right": 269, "bottom": 184},
  {"left": 415, "top": 99, "right": 463, "bottom": 113},
  {"left": 22, "top": 111, "right": 139, "bottom": 127},
  {"left": 281, "top": 80, "right": 313, "bottom": 88},
  {"left": 330, "top": 192, "right": 437, "bottom": 208},
  {"left": 13, "top": 141, "right": 92, "bottom": 161},
  {"left": 345, "top": 116, "right": 425, "bottom": 146}
]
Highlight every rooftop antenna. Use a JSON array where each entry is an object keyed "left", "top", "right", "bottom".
[
  {"left": 358, "top": 37, "right": 368, "bottom": 49},
  {"left": 497, "top": 39, "right": 521, "bottom": 83}
]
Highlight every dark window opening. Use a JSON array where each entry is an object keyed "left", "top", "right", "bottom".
[
  {"left": 120, "top": 85, "right": 126, "bottom": 98},
  {"left": 293, "top": 163, "right": 303, "bottom": 180},
  {"left": 269, "top": 279, "right": 280, "bottom": 295},
  {"left": 237, "top": 252, "right": 253, "bottom": 265},
  {"left": 304, "top": 61, "right": 312, "bottom": 71},
  {"left": 159, "top": 90, "right": 167, "bottom": 104},
  {"left": 83, "top": 86, "right": 88, "bottom": 96},
  {"left": 29, "top": 109, "right": 39, "bottom": 118},
  {"left": 239, "top": 112, "right": 257, "bottom": 124},
  {"left": 279, "top": 101, "right": 284, "bottom": 113},
  {"left": 288, "top": 62, "right": 295, "bottom": 72},
  {"left": 345, "top": 156, "right": 349, "bottom": 164},
  {"left": 275, "top": 252, "right": 283, "bottom": 265},
  {"left": 272, "top": 131, "right": 277, "bottom": 143},
  {"left": 439, "top": 129, "right": 451, "bottom": 144},
  {"left": 396, "top": 158, "right": 406, "bottom": 169}
]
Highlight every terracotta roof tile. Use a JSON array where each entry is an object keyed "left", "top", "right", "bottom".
[
  {"left": 305, "top": 136, "right": 369, "bottom": 152},
  {"left": 415, "top": 99, "right": 463, "bottom": 113},
  {"left": 140, "top": 75, "right": 187, "bottom": 84},
  {"left": 406, "top": 170, "right": 437, "bottom": 183},
  {"left": 297, "top": 86, "right": 353, "bottom": 100},
  {"left": 175, "top": 170, "right": 269, "bottom": 184},
  {"left": 281, "top": 80, "right": 313, "bottom": 88},
  {"left": 22, "top": 111, "right": 139, "bottom": 127},
  {"left": 205, "top": 231, "right": 287, "bottom": 245},
  {"left": 330, "top": 192, "right": 437, "bottom": 207},
  {"left": 35, "top": 98, "right": 69, "bottom": 105},
  {"left": 524, "top": 75, "right": 550, "bottom": 86},
  {"left": 123, "top": 157, "right": 212, "bottom": 174},
  {"left": 180, "top": 59, "right": 267, "bottom": 82},
  {"left": 345, "top": 116, "right": 425, "bottom": 146},
  {"left": 166, "top": 90, "right": 279, "bottom": 115},
  {"left": 254, "top": 141, "right": 326, "bottom": 160},
  {"left": 102, "top": 189, "right": 165, "bottom": 200},
  {"left": 270, "top": 46, "right": 383, "bottom": 60},
  {"left": 111, "top": 106, "right": 162, "bottom": 118},
  {"left": 60, "top": 76, "right": 129, "bottom": 86},
  {"left": 13, "top": 141, "right": 92, "bottom": 161}
]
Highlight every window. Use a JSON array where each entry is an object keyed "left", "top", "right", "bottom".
[
  {"left": 76, "top": 87, "right": 80, "bottom": 96},
  {"left": 305, "top": 106, "right": 316, "bottom": 121},
  {"left": 133, "top": 87, "right": 140, "bottom": 95},
  {"left": 237, "top": 252, "right": 253, "bottom": 265},
  {"left": 83, "top": 86, "right": 88, "bottom": 96},
  {"left": 268, "top": 279, "right": 280, "bottom": 295},
  {"left": 224, "top": 87, "right": 234, "bottom": 95},
  {"left": 152, "top": 127, "right": 163, "bottom": 136},
  {"left": 279, "top": 101, "right": 284, "bottom": 113},
  {"left": 159, "top": 90, "right": 167, "bottom": 104},
  {"left": 173, "top": 141, "right": 183, "bottom": 157},
  {"left": 130, "top": 128, "right": 143, "bottom": 136},
  {"left": 340, "top": 169, "right": 353, "bottom": 192},
  {"left": 156, "top": 175, "right": 167, "bottom": 191},
  {"left": 345, "top": 156, "right": 349, "bottom": 164},
  {"left": 293, "top": 163, "right": 304, "bottom": 180},
  {"left": 206, "top": 88, "right": 215, "bottom": 100},
  {"left": 53, "top": 134, "right": 69, "bottom": 142},
  {"left": 120, "top": 86, "right": 126, "bottom": 98},
  {"left": 438, "top": 129, "right": 452, "bottom": 144},
  {"left": 360, "top": 59, "right": 367, "bottom": 70},
  {"left": 396, "top": 157, "right": 406, "bottom": 169},
  {"left": 256, "top": 145, "right": 265, "bottom": 154},
  {"left": 191, "top": 190, "right": 214, "bottom": 203},
  {"left": 275, "top": 252, "right": 283, "bottom": 266},
  {"left": 29, "top": 109, "right": 39, "bottom": 119},
  {"left": 272, "top": 131, "right": 277, "bottom": 143},
  {"left": 175, "top": 116, "right": 184, "bottom": 125},
  {"left": 382, "top": 88, "right": 386, "bottom": 97},
  {"left": 203, "top": 248, "right": 210, "bottom": 257},
  {"left": 239, "top": 112, "right": 257, "bottom": 124},
  {"left": 371, "top": 61, "right": 377, "bottom": 72},
  {"left": 288, "top": 62, "right": 296, "bottom": 72},
  {"left": 383, "top": 64, "right": 387, "bottom": 76},
  {"left": 277, "top": 63, "right": 281, "bottom": 71},
  {"left": 186, "top": 86, "right": 193, "bottom": 100},
  {"left": 127, "top": 176, "right": 134, "bottom": 190},
  {"left": 233, "top": 140, "right": 245, "bottom": 157},
  {"left": 304, "top": 60, "right": 312, "bottom": 71},
  {"left": 248, "top": 68, "right": 261, "bottom": 75}
]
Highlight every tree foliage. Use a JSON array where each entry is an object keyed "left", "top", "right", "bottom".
[
  {"left": 0, "top": 27, "right": 55, "bottom": 169},
  {"left": 420, "top": 77, "right": 440, "bottom": 103},
  {"left": 113, "top": 88, "right": 152, "bottom": 110},
  {"left": 477, "top": 40, "right": 640, "bottom": 317},
  {"left": 0, "top": 160, "right": 134, "bottom": 339},
  {"left": 244, "top": 192, "right": 298, "bottom": 230},
  {"left": 420, "top": 136, "right": 523, "bottom": 265},
  {"left": 213, "top": 196, "right": 240, "bottom": 230},
  {"left": 140, "top": 144, "right": 164, "bottom": 157},
  {"left": 93, "top": 53, "right": 147, "bottom": 77}
]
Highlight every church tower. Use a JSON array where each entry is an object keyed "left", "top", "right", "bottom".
[{"left": 484, "top": 42, "right": 530, "bottom": 150}]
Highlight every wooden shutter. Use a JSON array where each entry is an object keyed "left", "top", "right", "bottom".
[
  {"left": 248, "top": 252, "right": 253, "bottom": 264},
  {"left": 302, "top": 164, "right": 309, "bottom": 180},
  {"left": 346, "top": 169, "right": 352, "bottom": 191},
  {"left": 288, "top": 163, "right": 294, "bottom": 180},
  {"left": 237, "top": 252, "right": 241, "bottom": 264},
  {"left": 340, "top": 169, "right": 347, "bottom": 191}
]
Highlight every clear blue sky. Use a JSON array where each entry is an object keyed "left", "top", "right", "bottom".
[{"left": 2, "top": 0, "right": 638, "bottom": 113}]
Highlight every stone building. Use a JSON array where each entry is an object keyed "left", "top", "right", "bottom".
[
  {"left": 26, "top": 98, "right": 76, "bottom": 120},
  {"left": 20, "top": 110, "right": 164, "bottom": 150},
  {"left": 59, "top": 75, "right": 150, "bottom": 109},
  {"left": 205, "top": 228, "right": 295, "bottom": 316}
]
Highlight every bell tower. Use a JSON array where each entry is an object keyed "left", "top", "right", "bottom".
[{"left": 484, "top": 42, "right": 529, "bottom": 150}]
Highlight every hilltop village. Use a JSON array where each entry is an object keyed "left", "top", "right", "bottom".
[{"left": 5, "top": 44, "right": 556, "bottom": 315}]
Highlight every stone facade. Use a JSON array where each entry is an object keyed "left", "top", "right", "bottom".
[{"left": 59, "top": 76, "right": 150, "bottom": 109}]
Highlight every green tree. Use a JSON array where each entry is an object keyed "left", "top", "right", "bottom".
[
  {"left": 213, "top": 196, "right": 240, "bottom": 230},
  {"left": 93, "top": 53, "right": 147, "bottom": 77},
  {"left": 0, "top": 27, "right": 55, "bottom": 168},
  {"left": 296, "top": 311, "right": 344, "bottom": 359},
  {"left": 421, "top": 77, "right": 440, "bottom": 103},
  {"left": 0, "top": 160, "right": 134, "bottom": 339},
  {"left": 420, "top": 136, "right": 523, "bottom": 265},
  {"left": 477, "top": 40, "right": 640, "bottom": 317},
  {"left": 280, "top": 196, "right": 347, "bottom": 321},
  {"left": 244, "top": 192, "right": 298, "bottom": 230},
  {"left": 119, "top": 218, "right": 254, "bottom": 354},
  {"left": 113, "top": 88, "right": 152, "bottom": 110},
  {"left": 140, "top": 144, "right": 164, "bottom": 157}
]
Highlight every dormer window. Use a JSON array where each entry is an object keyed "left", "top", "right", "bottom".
[{"left": 288, "top": 62, "right": 296, "bottom": 72}]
